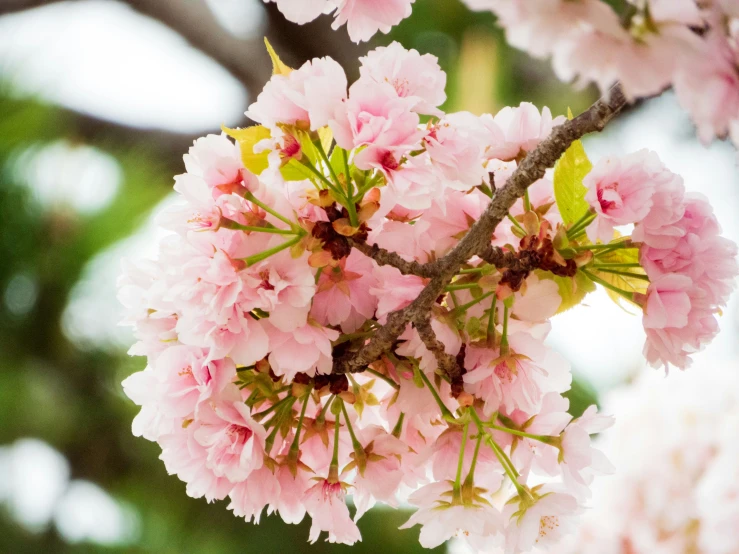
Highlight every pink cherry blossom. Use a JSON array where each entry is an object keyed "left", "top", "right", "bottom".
[
  {"left": 227, "top": 465, "right": 280, "bottom": 523},
  {"left": 359, "top": 41, "right": 446, "bottom": 115},
  {"left": 241, "top": 249, "right": 316, "bottom": 332},
  {"left": 194, "top": 400, "right": 267, "bottom": 482},
  {"left": 631, "top": 169, "right": 686, "bottom": 249},
  {"left": 330, "top": 80, "right": 425, "bottom": 167},
  {"left": 400, "top": 481, "right": 503, "bottom": 549},
  {"left": 311, "top": 249, "right": 378, "bottom": 333},
  {"left": 265, "top": 321, "right": 339, "bottom": 380},
  {"left": 504, "top": 488, "right": 581, "bottom": 554},
  {"left": 643, "top": 273, "right": 693, "bottom": 331},
  {"left": 153, "top": 345, "right": 236, "bottom": 418},
  {"left": 376, "top": 154, "right": 443, "bottom": 211},
  {"left": 158, "top": 425, "right": 233, "bottom": 502},
  {"left": 333, "top": 0, "right": 415, "bottom": 43},
  {"left": 558, "top": 406, "right": 615, "bottom": 500},
  {"left": 424, "top": 112, "right": 491, "bottom": 189},
  {"left": 370, "top": 265, "right": 426, "bottom": 323},
  {"left": 122, "top": 367, "right": 174, "bottom": 441},
  {"left": 674, "top": 29, "right": 739, "bottom": 145},
  {"left": 640, "top": 195, "right": 738, "bottom": 307},
  {"left": 512, "top": 273, "right": 562, "bottom": 322},
  {"left": 262, "top": 0, "right": 328, "bottom": 25},
  {"left": 484, "top": 102, "right": 566, "bottom": 162},
  {"left": 183, "top": 134, "right": 243, "bottom": 190},
  {"left": 247, "top": 56, "right": 347, "bottom": 131},
  {"left": 584, "top": 150, "right": 669, "bottom": 242},
  {"left": 352, "top": 426, "right": 409, "bottom": 518},
  {"left": 464, "top": 331, "right": 572, "bottom": 416},
  {"left": 303, "top": 479, "right": 361, "bottom": 544},
  {"left": 272, "top": 465, "right": 310, "bottom": 524}
]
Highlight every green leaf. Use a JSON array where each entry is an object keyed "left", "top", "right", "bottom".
[
  {"left": 328, "top": 144, "right": 345, "bottom": 180},
  {"left": 222, "top": 124, "right": 271, "bottom": 175},
  {"left": 553, "top": 133, "right": 592, "bottom": 226},
  {"left": 537, "top": 270, "right": 596, "bottom": 315}
]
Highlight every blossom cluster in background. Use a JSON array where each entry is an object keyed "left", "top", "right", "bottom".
[
  {"left": 263, "top": 0, "right": 415, "bottom": 42},
  {"left": 548, "top": 362, "right": 739, "bottom": 554},
  {"left": 463, "top": 0, "right": 739, "bottom": 149},
  {"left": 119, "top": 41, "right": 736, "bottom": 552}
]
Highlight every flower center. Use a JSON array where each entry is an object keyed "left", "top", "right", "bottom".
[
  {"left": 227, "top": 424, "right": 253, "bottom": 448},
  {"left": 537, "top": 515, "right": 560, "bottom": 541}
]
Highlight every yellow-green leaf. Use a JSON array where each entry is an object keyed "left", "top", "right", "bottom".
[
  {"left": 264, "top": 38, "right": 292, "bottom": 76},
  {"left": 592, "top": 248, "right": 647, "bottom": 311},
  {"left": 223, "top": 124, "right": 271, "bottom": 175},
  {"left": 280, "top": 128, "right": 334, "bottom": 182},
  {"left": 537, "top": 270, "right": 596, "bottom": 315},
  {"left": 553, "top": 131, "right": 592, "bottom": 226}
]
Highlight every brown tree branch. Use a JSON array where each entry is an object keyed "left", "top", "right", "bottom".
[
  {"left": 0, "top": 0, "right": 59, "bottom": 16},
  {"left": 414, "top": 317, "right": 462, "bottom": 381},
  {"left": 62, "top": 108, "right": 198, "bottom": 166},
  {"left": 334, "top": 85, "right": 629, "bottom": 377},
  {"left": 348, "top": 238, "right": 439, "bottom": 278},
  {"left": 477, "top": 245, "right": 533, "bottom": 272}
]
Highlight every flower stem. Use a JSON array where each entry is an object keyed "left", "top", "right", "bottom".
[
  {"left": 463, "top": 429, "right": 484, "bottom": 488},
  {"left": 244, "top": 190, "right": 297, "bottom": 230},
  {"left": 242, "top": 236, "right": 302, "bottom": 266},
  {"left": 264, "top": 396, "right": 297, "bottom": 454},
  {"left": 581, "top": 268, "right": 636, "bottom": 302},
  {"left": 567, "top": 210, "right": 596, "bottom": 239},
  {"left": 391, "top": 412, "right": 405, "bottom": 438},
  {"left": 458, "top": 266, "right": 487, "bottom": 275},
  {"left": 592, "top": 262, "right": 642, "bottom": 269},
  {"left": 571, "top": 240, "right": 633, "bottom": 252},
  {"left": 221, "top": 219, "right": 297, "bottom": 235},
  {"left": 366, "top": 367, "right": 400, "bottom": 390},
  {"left": 486, "top": 298, "right": 497, "bottom": 347},
  {"left": 454, "top": 420, "right": 470, "bottom": 495},
  {"left": 485, "top": 422, "right": 556, "bottom": 443},
  {"left": 316, "top": 394, "right": 335, "bottom": 426},
  {"left": 289, "top": 393, "right": 311, "bottom": 452},
  {"left": 591, "top": 267, "right": 649, "bottom": 281},
  {"left": 470, "top": 410, "right": 528, "bottom": 496},
  {"left": 451, "top": 291, "right": 496, "bottom": 316},
  {"left": 315, "top": 139, "right": 341, "bottom": 189},
  {"left": 342, "top": 148, "right": 354, "bottom": 198},
  {"left": 523, "top": 190, "right": 531, "bottom": 213},
  {"left": 500, "top": 302, "right": 510, "bottom": 354},
  {"left": 340, "top": 401, "right": 362, "bottom": 449},
  {"left": 253, "top": 394, "right": 293, "bottom": 422},
  {"left": 445, "top": 282, "right": 479, "bottom": 291},
  {"left": 417, "top": 368, "right": 454, "bottom": 420},
  {"left": 328, "top": 399, "right": 342, "bottom": 482},
  {"left": 507, "top": 213, "right": 525, "bottom": 233}
]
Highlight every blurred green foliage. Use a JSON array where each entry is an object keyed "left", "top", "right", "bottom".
[{"left": 0, "top": 1, "right": 599, "bottom": 551}]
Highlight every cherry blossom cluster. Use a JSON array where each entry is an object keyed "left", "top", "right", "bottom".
[
  {"left": 583, "top": 150, "right": 738, "bottom": 369},
  {"left": 262, "top": 0, "right": 414, "bottom": 42},
  {"left": 545, "top": 362, "right": 739, "bottom": 554},
  {"left": 462, "top": 0, "right": 739, "bottom": 148},
  {"left": 119, "top": 42, "right": 736, "bottom": 552}
]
